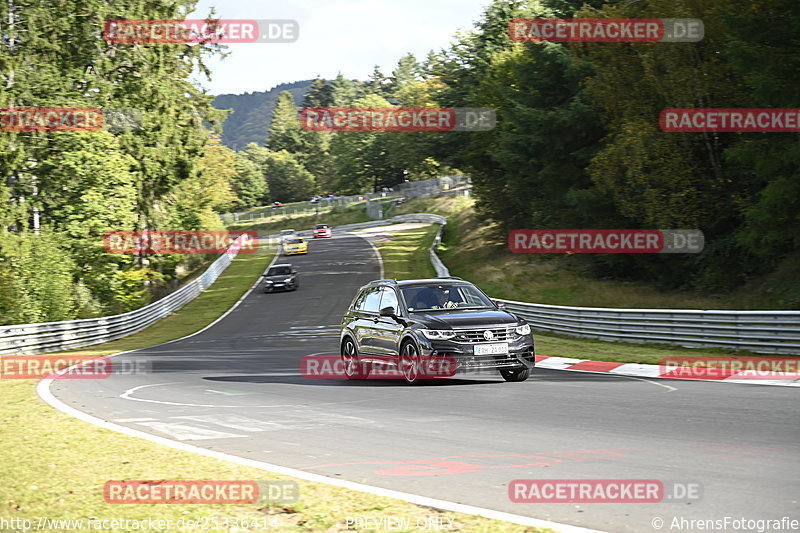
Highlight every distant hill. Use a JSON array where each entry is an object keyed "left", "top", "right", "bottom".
[{"left": 213, "top": 80, "right": 313, "bottom": 151}]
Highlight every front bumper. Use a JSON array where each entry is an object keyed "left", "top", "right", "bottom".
[
  {"left": 264, "top": 282, "right": 294, "bottom": 292},
  {"left": 416, "top": 335, "right": 536, "bottom": 371},
  {"left": 283, "top": 248, "right": 307, "bottom": 255}
]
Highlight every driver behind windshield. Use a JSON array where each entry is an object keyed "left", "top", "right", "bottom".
[{"left": 409, "top": 287, "right": 458, "bottom": 310}]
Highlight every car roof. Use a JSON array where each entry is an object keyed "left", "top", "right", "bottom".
[
  {"left": 364, "top": 277, "right": 467, "bottom": 288},
  {"left": 269, "top": 263, "right": 293, "bottom": 269}
]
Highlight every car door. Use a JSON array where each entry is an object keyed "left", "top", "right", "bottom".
[
  {"left": 354, "top": 287, "right": 382, "bottom": 354},
  {"left": 371, "top": 288, "right": 404, "bottom": 356}
]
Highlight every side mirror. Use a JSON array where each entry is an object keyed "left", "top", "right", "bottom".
[
  {"left": 496, "top": 302, "right": 507, "bottom": 310},
  {"left": 291, "top": 269, "right": 298, "bottom": 274},
  {"left": 379, "top": 306, "right": 396, "bottom": 317}
]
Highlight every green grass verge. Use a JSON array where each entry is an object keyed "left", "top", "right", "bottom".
[
  {"left": 375, "top": 226, "right": 439, "bottom": 280},
  {"left": 1, "top": 242, "right": 549, "bottom": 533}
]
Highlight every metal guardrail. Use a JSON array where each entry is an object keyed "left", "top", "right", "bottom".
[
  {"left": 0, "top": 235, "right": 251, "bottom": 356},
  {"left": 494, "top": 299, "right": 800, "bottom": 355}
]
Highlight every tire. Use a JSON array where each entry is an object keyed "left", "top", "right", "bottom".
[
  {"left": 341, "top": 338, "right": 370, "bottom": 379},
  {"left": 500, "top": 367, "right": 530, "bottom": 382},
  {"left": 399, "top": 341, "right": 423, "bottom": 385}
]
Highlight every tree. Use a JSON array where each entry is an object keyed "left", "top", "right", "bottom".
[
  {"left": 231, "top": 154, "right": 268, "bottom": 209},
  {"left": 720, "top": 0, "right": 800, "bottom": 259},
  {"left": 264, "top": 151, "right": 317, "bottom": 202},
  {"left": 168, "top": 137, "right": 237, "bottom": 230},
  {"left": 362, "top": 66, "right": 390, "bottom": 98},
  {"left": 267, "top": 91, "right": 305, "bottom": 153},
  {"left": 266, "top": 90, "right": 331, "bottom": 188},
  {"left": 330, "top": 94, "right": 407, "bottom": 193},
  {"left": 0, "top": 230, "right": 78, "bottom": 324},
  {"left": 302, "top": 77, "right": 335, "bottom": 108},
  {"left": 330, "top": 73, "right": 359, "bottom": 106},
  {"left": 387, "top": 53, "right": 421, "bottom": 96}
]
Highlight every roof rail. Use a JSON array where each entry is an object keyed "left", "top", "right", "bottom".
[
  {"left": 368, "top": 278, "right": 397, "bottom": 284},
  {"left": 440, "top": 276, "right": 463, "bottom": 280}
]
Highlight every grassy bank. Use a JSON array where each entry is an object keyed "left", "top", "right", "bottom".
[
  {"left": 1, "top": 241, "right": 547, "bottom": 533},
  {"left": 391, "top": 196, "right": 800, "bottom": 310},
  {"left": 375, "top": 225, "right": 439, "bottom": 280}
]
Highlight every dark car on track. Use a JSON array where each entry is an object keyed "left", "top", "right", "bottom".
[
  {"left": 262, "top": 264, "right": 299, "bottom": 292},
  {"left": 339, "top": 278, "right": 535, "bottom": 384}
]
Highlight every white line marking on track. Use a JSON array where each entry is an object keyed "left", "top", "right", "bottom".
[
  {"left": 547, "top": 367, "right": 679, "bottom": 392},
  {"left": 171, "top": 414, "right": 285, "bottom": 432},
  {"left": 360, "top": 232, "right": 385, "bottom": 279},
  {"left": 120, "top": 382, "right": 304, "bottom": 408},
  {"left": 134, "top": 421, "right": 246, "bottom": 441},
  {"left": 608, "top": 374, "right": 678, "bottom": 392}
]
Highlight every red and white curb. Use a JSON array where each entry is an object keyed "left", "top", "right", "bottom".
[{"left": 535, "top": 355, "right": 800, "bottom": 387}]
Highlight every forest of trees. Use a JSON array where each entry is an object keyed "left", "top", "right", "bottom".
[
  {"left": 0, "top": 0, "right": 234, "bottom": 324},
  {"left": 1, "top": 0, "right": 797, "bottom": 325},
  {"left": 249, "top": 0, "right": 797, "bottom": 292}
]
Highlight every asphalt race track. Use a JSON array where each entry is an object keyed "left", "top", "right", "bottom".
[{"left": 47, "top": 233, "right": 799, "bottom": 532}]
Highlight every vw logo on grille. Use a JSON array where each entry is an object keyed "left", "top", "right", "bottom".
[{"left": 483, "top": 329, "right": 495, "bottom": 340}]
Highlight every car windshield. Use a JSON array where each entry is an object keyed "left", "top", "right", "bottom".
[
  {"left": 267, "top": 266, "right": 292, "bottom": 276},
  {"left": 285, "top": 238, "right": 303, "bottom": 244},
  {"left": 316, "top": 224, "right": 327, "bottom": 229},
  {"left": 401, "top": 284, "right": 494, "bottom": 312}
]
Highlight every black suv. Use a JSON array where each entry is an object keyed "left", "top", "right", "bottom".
[
  {"left": 339, "top": 278, "right": 535, "bottom": 384},
  {"left": 262, "top": 263, "right": 298, "bottom": 292}
]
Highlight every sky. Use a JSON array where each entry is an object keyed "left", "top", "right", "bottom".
[{"left": 189, "top": 0, "right": 491, "bottom": 95}]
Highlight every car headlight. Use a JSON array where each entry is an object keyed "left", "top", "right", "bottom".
[
  {"left": 515, "top": 324, "right": 531, "bottom": 336},
  {"left": 420, "top": 329, "right": 456, "bottom": 340}
]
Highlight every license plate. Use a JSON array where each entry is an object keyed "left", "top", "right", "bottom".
[{"left": 474, "top": 343, "right": 508, "bottom": 356}]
